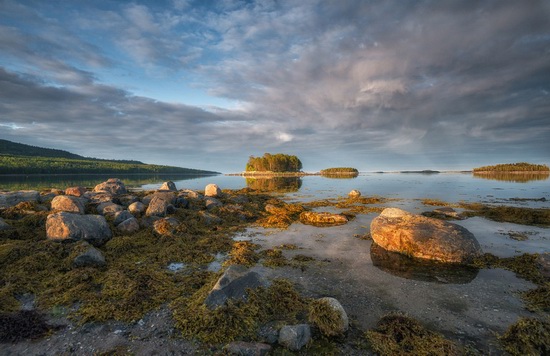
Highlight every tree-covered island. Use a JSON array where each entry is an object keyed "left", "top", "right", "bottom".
[
  {"left": 245, "top": 153, "right": 303, "bottom": 173},
  {"left": 473, "top": 162, "right": 549, "bottom": 172}
]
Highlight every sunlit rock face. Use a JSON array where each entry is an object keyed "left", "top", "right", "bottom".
[{"left": 370, "top": 208, "right": 482, "bottom": 264}]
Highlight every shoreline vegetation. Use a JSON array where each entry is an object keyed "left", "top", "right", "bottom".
[{"left": 473, "top": 162, "right": 549, "bottom": 173}]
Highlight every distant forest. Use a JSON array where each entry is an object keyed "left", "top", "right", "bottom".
[
  {"left": 0, "top": 139, "right": 218, "bottom": 175},
  {"left": 473, "top": 162, "right": 549, "bottom": 172},
  {"left": 320, "top": 167, "right": 359, "bottom": 174},
  {"left": 245, "top": 153, "right": 302, "bottom": 172}
]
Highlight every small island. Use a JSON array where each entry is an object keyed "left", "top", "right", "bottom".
[
  {"left": 473, "top": 162, "right": 549, "bottom": 172},
  {"left": 320, "top": 167, "right": 359, "bottom": 178},
  {"left": 240, "top": 153, "right": 306, "bottom": 176}
]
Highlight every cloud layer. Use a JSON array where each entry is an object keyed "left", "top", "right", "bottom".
[{"left": 1, "top": 0, "right": 549, "bottom": 171}]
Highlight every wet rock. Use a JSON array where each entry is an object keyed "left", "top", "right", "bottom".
[
  {"left": 97, "top": 202, "right": 124, "bottom": 216},
  {"left": 205, "top": 183, "right": 222, "bottom": 197},
  {"left": 153, "top": 217, "right": 179, "bottom": 236},
  {"left": 0, "top": 217, "right": 11, "bottom": 230},
  {"left": 0, "top": 190, "right": 40, "bottom": 208},
  {"left": 299, "top": 211, "right": 348, "bottom": 226},
  {"left": 46, "top": 212, "right": 112, "bottom": 246},
  {"left": 65, "top": 186, "right": 87, "bottom": 197},
  {"left": 370, "top": 208, "right": 482, "bottom": 264},
  {"left": 51, "top": 195, "right": 85, "bottom": 214},
  {"left": 93, "top": 178, "right": 127, "bottom": 195},
  {"left": 349, "top": 189, "right": 361, "bottom": 198},
  {"left": 199, "top": 211, "right": 222, "bottom": 225},
  {"left": 278, "top": 324, "right": 311, "bottom": 351},
  {"left": 224, "top": 341, "right": 272, "bottom": 356},
  {"left": 309, "top": 297, "right": 349, "bottom": 336},
  {"left": 73, "top": 245, "right": 106, "bottom": 268},
  {"left": 113, "top": 210, "right": 134, "bottom": 226},
  {"left": 204, "top": 265, "right": 268, "bottom": 309},
  {"left": 428, "top": 207, "right": 463, "bottom": 220},
  {"left": 159, "top": 181, "right": 177, "bottom": 191},
  {"left": 117, "top": 217, "right": 140, "bottom": 234},
  {"left": 128, "top": 201, "right": 146, "bottom": 216},
  {"left": 205, "top": 197, "right": 223, "bottom": 210}
]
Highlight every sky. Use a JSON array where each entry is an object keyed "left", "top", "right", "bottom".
[{"left": 1, "top": 0, "right": 549, "bottom": 173}]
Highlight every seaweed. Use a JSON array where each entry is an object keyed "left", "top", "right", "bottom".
[
  {"left": 261, "top": 248, "right": 290, "bottom": 268},
  {"left": 498, "top": 317, "right": 550, "bottom": 355},
  {"left": 223, "top": 241, "right": 260, "bottom": 267},
  {"left": 364, "top": 313, "right": 460, "bottom": 355},
  {"left": 519, "top": 283, "right": 550, "bottom": 312},
  {"left": 308, "top": 299, "right": 345, "bottom": 337},
  {"left": 460, "top": 204, "right": 550, "bottom": 227}
]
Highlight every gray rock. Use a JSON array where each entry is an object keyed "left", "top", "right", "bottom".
[
  {"left": 117, "top": 217, "right": 140, "bottom": 234},
  {"left": 370, "top": 208, "right": 482, "bottom": 264},
  {"left": 258, "top": 322, "right": 280, "bottom": 344},
  {"left": 46, "top": 212, "right": 112, "bottom": 246},
  {"left": 199, "top": 211, "right": 222, "bottom": 225},
  {"left": 0, "top": 217, "right": 11, "bottom": 231},
  {"left": 128, "top": 201, "right": 146, "bottom": 216},
  {"left": 175, "top": 197, "right": 189, "bottom": 209},
  {"left": 113, "top": 210, "right": 134, "bottom": 226},
  {"left": 205, "top": 183, "right": 222, "bottom": 197},
  {"left": 97, "top": 202, "right": 124, "bottom": 216},
  {"left": 85, "top": 191, "right": 113, "bottom": 204},
  {"left": 224, "top": 341, "right": 271, "bottom": 356},
  {"left": 51, "top": 195, "right": 85, "bottom": 214},
  {"left": 348, "top": 189, "right": 361, "bottom": 198},
  {"left": 73, "top": 246, "right": 106, "bottom": 268},
  {"left": 181, "top": 189, "right": 202, "bottom": 200},
  {"left": 0, "top": 190, "right": 40, "bottom": 208},
  {"left": 146, "top": 195, "right": 175, "bottom": 217},
  {"left": 204, "top": 265, "right": 268, "bottom": 309},
  {"left": 159, "top": 181, "right": 177, "bottom": 191},
  {"left": 205, "top": 197, "right": 223, "bottom": 210},
  {"left": 140, "top": 216, "right": 161, "bottom": 228},
  {"left": 93, "top": 178, "right": 127, "bottom": 195},
  {"left": 278, "top": 324, "right": 311, "bottom": 351},
  {"left": 537, "top": 253, "right": 550, "bottom": 279}
]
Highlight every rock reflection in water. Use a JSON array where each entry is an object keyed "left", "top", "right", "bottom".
[
  {"left": 473, "top": 172, "right": 549, "bottom": 183},
  {"left": 245, "top": 177, "right": 302, "bottom": 192},
  {"left": 370, "top": 243, "right": 479, "bottom": 284}
]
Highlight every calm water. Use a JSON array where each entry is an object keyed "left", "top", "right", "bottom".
[{"left": 1, "top": 173, "right": 549, "bottom": 207}]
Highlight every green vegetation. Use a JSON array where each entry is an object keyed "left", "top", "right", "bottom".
[
  {"left": 245, "top": 153, "right": 302, "bottom": 172},
  {"left": 364, "top": 314, "right": 460, "bottom": 355},
  {"left": 0, "top": 154, "right": 218, "bottom": 175},
  {"left": 320, "top": 167, "right": 359, "bottom": 177},
  {"left": 498, "top": 317, "right": 550, "bottom": 356},
  {"left": 473, "top": 162, "right": 549, "bottom": 172}
]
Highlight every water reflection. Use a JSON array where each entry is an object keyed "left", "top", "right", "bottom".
[
  {"left": 370, "top": 243, "right": 478, "bottom": 284},
  {"left": 245, "top": 177, "right": 302, "bottom": 192},
  {"left": 0, "top": 173, "right": 218, "bottom": 191},
  {"left": 320, "top": 173, "right": 359, "bottom": 179},
  {"left": 473, "top": 172, "right": 549, "bottom": 183}
]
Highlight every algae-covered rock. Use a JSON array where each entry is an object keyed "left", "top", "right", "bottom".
[
  {"left": 46, "top": 212, "right": 112, "bottom": 246},
  {"left": 51, "top": 195, "right": 85, "bottom": 214},
  {"left": 153, "top": 217, "right": 179, "bottom": 236},
  {"left": 299, "top": 211, "right": 348, "bottom": 226},
  {"left": 73, "top": 245, "right": 106, "bottom": 268},
  {"left": 349, "top": 189, "right": 361, "bottom": 198},
  {"left": 308, "top": 297, "right": 349, "bottom": 336},
  {"left": 0, "top": 190, "right": 40, "bottom": 208},
  {"left": 199, "top": 211, "right": 222, "bottom": 225},
  {"left": 370, "top": 208, "right": 481, "bottom": 264},
  {"left": 224, "top": 341, "right": 272, "bottom": 356},
  {"left": 93, "top": 178, "right": 127, "bottom": 195},
  {"left": 205, "top": 183, "right": 222, "bottom": 197},
  {"left": 204, "top": 265, "right": 268, "bottom": 309},
  {"left": 278, "top": 324, "right": 311, "bottom": 351}
]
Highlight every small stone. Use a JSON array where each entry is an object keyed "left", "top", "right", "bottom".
[
  {"left": 74, "top": 246, "right": 106, "bottom": 268},
  {"left": 145, "top": 192, "right": 177, "bottom": 217},
  {"left": 128, "top": 201, "right": 146, "bottom": 216},
  {"left": 65, "top": 186, "right": 87, "bottom": 197},
  {"left": 205, "top": 184, "right": 222, "bottom": 197},
  {"left": 224, "top": 341, "right": 272, "bottom": 356},
  {"left": 278, "top": 324, "right": 311, "bottom": 351},
  {"left": 117, "top": 217, "right": 140, "bottom": 234},
  {"left": 310, "top": 297, "right": 349, "bottom": 336},
  {"left": 181, "top": 189, "right": 202, "bottom": 199},
  {"left": 159, "top": 181, "right": 177, "bottom": 191},
  {"left": 113, "top": 210, "right": 134, "bottom": 226},
  {"left": 349, "top": 189, "right": 361, "bottom": 198}
]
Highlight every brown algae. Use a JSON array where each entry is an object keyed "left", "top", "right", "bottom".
[{"left": 498, "top": 317, "right": 550, "bottom": 356}]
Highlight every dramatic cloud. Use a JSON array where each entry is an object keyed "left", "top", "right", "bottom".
[{"left": 1, "top": 0, "right": 549, "bottom": 171}]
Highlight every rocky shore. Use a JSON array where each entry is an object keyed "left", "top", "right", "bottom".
[{"left": 1, "top": 179, "right": 549, "bottom": 355}]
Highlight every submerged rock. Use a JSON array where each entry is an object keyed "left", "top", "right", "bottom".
[
  {"left": 299, "top": 211, "right": 348, "bottom": 226},
  {"left": 278, "top": 324, "right": 311, "bottom": 351},
  {"left": 93, "top": 178, "right": 127, "bottom": 195},
  {"left": 370, "top": 208, "right": 481, "bottom": 264},
  {"left": 51, "top": 195, "right": 85, "bottom": 214},
  {"left": 204, "top": 265, "right": 268, "bottom": 309},
  {"left": 46, "top": 212, "right": 112, "bottom": 246}
]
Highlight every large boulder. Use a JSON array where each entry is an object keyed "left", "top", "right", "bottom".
[
  {"left": 205, "top": 184, "right": 222, "bottom": 197},
  {"left": 46, "top": 212, "right": 112, "bottom": 246},
  {"left": 0, "top": 190, "right": 40, "bottom": 208},
  {"left": 204, "top": 265, "right": 268, "bottom": 309},
  {"left": 278, "top": 324, "right": 311, "bottom": 351},
  {"left": 299, "top": 211, "right": 348, "bottom": 226},
  {"left": 51, "top": 195, "right": 85, "bottom": 214},
  {"left": 93, "top": 178, "right": 127, "bottom": 195},
  {"left": 370, "top": 208, "right": 481, "bottom": 264},
  {"left": 145, "top": 192, "right": 176, "bottom": 217}
]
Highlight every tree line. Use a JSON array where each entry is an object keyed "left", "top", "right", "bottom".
[
  {"left": 245, "top": 153, "right": 302, "bottom": 172},
  {"left": 473, "top": 162, "right": 549, "bottom": 172}
]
